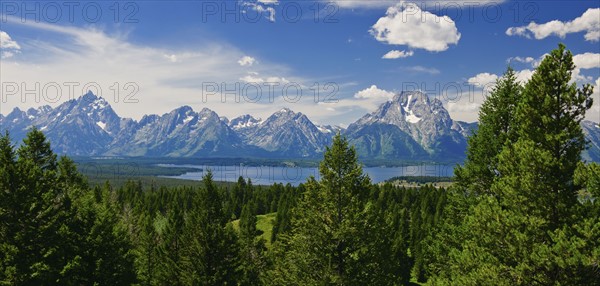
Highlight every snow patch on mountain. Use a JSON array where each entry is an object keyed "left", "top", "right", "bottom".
[{"left": 96, "top": 121, "right": 106, "bottom": 130}]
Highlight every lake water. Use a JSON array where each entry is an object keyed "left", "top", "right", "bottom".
[{"left": 160, "top": 164, "right": 455, "bottom": 186}]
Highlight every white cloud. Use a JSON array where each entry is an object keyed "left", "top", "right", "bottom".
[
  {"left": 314, "top": 84, "right": 399, "bottom": 120},
  {"left": 443, "top": 88, "right": 486, "bottom": 123},
  {"left": 403, "top": 65, "right": 440, "bottom": 74},
  {"left": 354, "top": 85, "right": 395, "bottom": 99},
  {"left": 370, "top": 2, "right": 461, "bottom": 52},
  {"left": 447, "top": 101, "right": 481, "bottom": 114},
  {"left": 382, "top": 50, "right": 414, "bottom": 59},
  {"left": 0, "top": 31, "right": 20, "bottom": 49},
  {"left": 238, "top": 55, "right": 257, "bottom": 67},
  {"left": 1, "top": 51, "right": 15, "bottom": 59},
  {"left": 0, "top": 30, "right": 21, "bottom": 59},
  {"left": 506, "top": 8, "right": 600, "bottom": 42},
  {"left": 573, "top": 53, "right": 600, "bottom": 70},
  {"left": 243, "top": 1, "right": 276, "bottom": 22},
  {"left": 332, "top": 0, "right": 395, "bottom": 9},
  {"left": 571, "top": 53, "right": 600, "bottom": 82},
  {"left": 590, "top": 77, "right": 600, "bottom": 123},
  {"left": 164, "top": 54, "right": 178, "bottom": 63},
  {"left": 515, "top": 69, "right": 534, "bottom": 83},
  {"left": 239, "top": 72, "right": 289, "bottom": 84},
  {"left": 507, "top": 56, "right": 535, "bottom": 64},
  {"left": 331, "top": 0, "right": 505, "bottom": 9},
  {"left": 0, "top": 16, "right": 325, "bottom": 123},
  {"left": 468, "top": 73, "right": 498, "bottom": 88}
]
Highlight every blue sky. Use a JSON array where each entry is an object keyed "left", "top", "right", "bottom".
[{"left": 1, "top": 0, "right": 599, "bottom": 125}]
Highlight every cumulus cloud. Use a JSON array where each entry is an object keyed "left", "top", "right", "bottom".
[
  {"left": 354, "top": 85, "right": 395, "bottom": 99},
  {"left": 570, "top": 53, "right": 600, "bottom": 82},
  {"left": 587, "top": 77, "right": 600, "bottom": 123},
  {"left": 0, "top": 31, "right": 20, "bottom": 49},
  {"left": 573, "top": 53, "right": 600, "bottom": 70},
  {"left": 370, "top": 2, "right": 461, "bottom": 52},
  {"left": 238, "top": 56, "right": 257, "bottom": 67},
  {"left": 242, "top": 1, "right": 276, "bottom": 22},
  {"left": 0, "top": 30, "right": 21, "bottom": 58},
  {"left": 506, "top": 8, "right": 600, "bottom": 42},
  {"left": 468, "top": 73, "right": 498, "bottom": 88},
  {"left": 314, "top": 84, "right": 398, "bottom": 119},
  {"left": 515, "top": 69, "right": 534, "bottom": 83},
  {"left": 382, "top": 50, "right": 414, "bottom": 59}
]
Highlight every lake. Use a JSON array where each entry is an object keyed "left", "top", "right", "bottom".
[{"left": 159, "top": 164, "right": 455, "bottom": 186}]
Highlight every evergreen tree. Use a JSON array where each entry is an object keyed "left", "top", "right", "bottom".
[
  {"left": 238, "top": 200, "right": 267, "bottom": 286},
  {"left": 134, "top": 213, "right": 161, "bottom": 285},
  {"left": 182, "top": 171, "right": 240, "bottom": 285},
  {"left": 11, "top": 128, "right": 66, "bottom": 284},
  {"left": 455, "top": 67, "right": 522, "bottom": 194},
  {"left": 431, "top": 44, "right": 598, "bottom": 285},
  {"left": 270, "top": 186, "right": 298, "bottom": 243},
  {"left": 0, "top": 129, "right": 136, "bottom": 285},
  {"left": 269, "top": 133, "right": 399, "bottom": 285},
  {"left": 63, "top": 181, "right": 137, "bottom": 285},
  {"left": 515, "top": 43, "right": 593, "bottom": 228},
  {"left": 156, "top": 206, "right": 185, "bottom": 285},
  {"left": 0, "top": 131, "right": 19, "bottom": 283}
]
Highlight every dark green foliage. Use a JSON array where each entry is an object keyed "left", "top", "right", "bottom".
[
  {"left": 267, "top": 134, "right": 437, "bottom": 285},
  {"left": 454, "top": 67, "right": 522, "bottom": 194},
  {"left": 238, "top": 199, "right": 267, "bottom": 286},
  {"left": 180, "top": 171, "right": 241, "bottom": 285},
  {"left": 0, "top": 128, "right": 136, "bottom": 285},
  {"left": 429, "top": 44, "right": 599, "bottom": 285}
]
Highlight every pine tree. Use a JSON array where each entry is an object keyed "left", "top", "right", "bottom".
[
  {"left": 270, "top": 186, "right": 297, "bottom": 243},
  {"left": 431, "top": 44, "right": 598, "bottom": 285},
  {"left": 182, "top": 171, "right": 240, "bottom": 285},
  {"left": 269, "top": 133, "right": 401, "bottom": 285},
  {"left": 12, "top": 128, "right": 65, "bottom": 284},
  {"left": 156, "top": 206, "right": 185, "bottom": 285},
  {"left": 514, "top": 43, "right": 593, "bottom": 228},
  {"left": 0, "top": 131, "right": 19, "bottom": 283},
  {"left": 238, "top": 200, "right": 267, "bottom": 286},
  {"left": 0, "top": 129, "right": 137, "bottom": 285},
  {"left": 134, "top": 213, "right": 161, "bottom": 285},
  {"left": 455, "top": 67, "right": 522, "bottom": 194}
]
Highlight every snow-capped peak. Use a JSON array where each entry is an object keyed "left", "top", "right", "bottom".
[
  {"left": 91, "top": 97, "right": 109, "bottom": 110},
  {"left": 230, "top": 114, "right": 261, "bottom": 130}
]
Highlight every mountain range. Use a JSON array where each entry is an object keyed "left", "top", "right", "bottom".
[{"left": 1, "top": 91, "right": 599, "bottom": 163}]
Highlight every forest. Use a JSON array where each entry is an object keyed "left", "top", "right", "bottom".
[{"left": 1, "top": 45, "right": 599, "bottom": 285}]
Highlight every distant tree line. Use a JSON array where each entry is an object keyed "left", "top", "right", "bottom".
[{"left": 385, "top": 176, "right": 453, "bottom": 184}]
